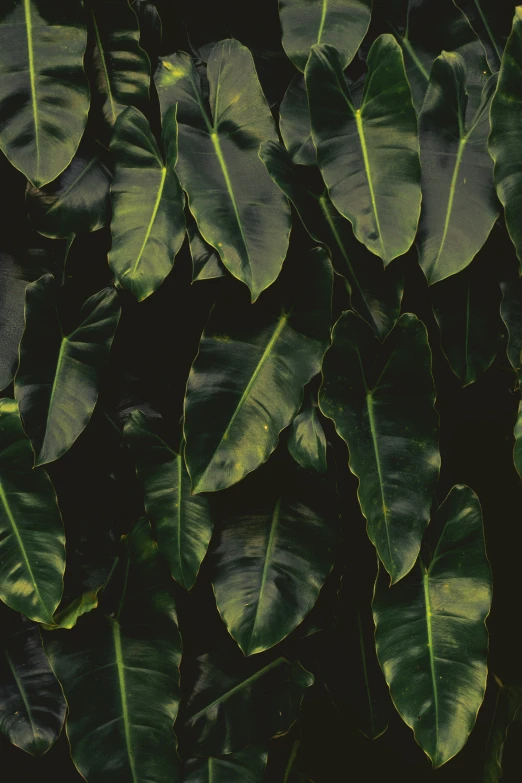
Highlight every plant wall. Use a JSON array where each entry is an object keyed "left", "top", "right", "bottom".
[{"left": 1, "top": 0, "right": 522, "bottom": 781}]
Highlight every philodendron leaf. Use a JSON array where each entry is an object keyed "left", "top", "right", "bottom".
[
  {"left": 454, "top": 0, "right": 513, "bottom": 72},
  {"left": 279, "top": 0, "right": 371, "bottom": 71},
  {"left": 42, "top": 588, "right": 102, "bottom": 631},
  {"left": 184, "top": 247, "right": 332, "bottom": 494},
  {"left": 417, "top": 54, "right": 499, "bottom": 285},
  {"left": 319, "top": 312, "right": 440, "bottom": 583},
  {"left": 500, "top": 280, "right": 522, "bottom": 378},
  {"left": 155, "top": 40, "right": 291, "bottom": 302},
  {"left": 45, "top": 519, "right": 183, "bottom": 782},
  {"left": 0, "top": 399, "right": 65, "bottom": 624},
  {"left": 187, "top": 213, "right": 227, "bottom": 282},
  {"left": 373, "top": 485, "right": 492, "bottom": 768},
  {"left": 287, "top": 393, "right": 327, "bottom": 473},
  {"left": 181, "top": 653, "right": 314, "bottom": 756},
  {"left": 0, "top": 0, "right": 90, "bottom": 187},
  {"left": 306, "top": 36, "right": 421, "bottom": 264},
  {"left": 184, "top": 747, "right": 267, "bottom": 783},
  {"left": 279, "top": 75, "right": 316, "bottom": 166},
  {"left": 124, "top": 410, "right": 213, "bottom": 590},
  {"left": 109, "top": 106, "right": 186, "bottom": 301},
  {"left": 0, "top": 613, "right": 65, "bottom": 755},
  {"left": 489, "top": 8, "right": 522, "bottom": 272},
  {"left": 483, "top": 679, "right": 522, "bottom": 782}
]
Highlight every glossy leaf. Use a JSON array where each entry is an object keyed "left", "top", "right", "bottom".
[
  {"left": 187, "top": 213, "right": 227, "bottom": 282},
  {"left": 182, "top": 653, "right": 314, "bottom": 756},
  {"left": 124, "top": 409, "right": 213, "bottom": 590},
  {"left": 15, "top": 276, "right": 121, "bottom": 467},
  {"left": 109, "top": 106, "right": 186, "bottom": 301},
  {"left": 45, "top": 519, "right": 182, "bottom": 783},
  {"left": 306, "top": 36, "right": 421, "bottom": 264},
  {"left": 483, "top": 679, "right": 522, "bottom": 782},
  {"left": 0, "top": 399, "right": 65, "bottom": 624},
  {"left": 373, "top": 485, "right": 492, "bottom": 767},
  {"left": 489, "top": 8, "right": 522, "bottom": 272},
  {"left": 319, "top": 312, "right": 440, "bottom": 583},
  {"left": 43, "top": 588, "right": 102, "bottom": 631},
  {"left": 500, "top": 279, "right": 522, "bottom": 377},
  {"left": 184, "top": 247, "right": 333, "bottom": 493},
  {"left": 287, "top": 393, "right": 327, "bottom": 473},
  {"left": 454, "top": 0, "right": 513, "bottom": 72},
  {"left": 184, "top": 747, "right": 267, "bottom": 783},
  {"left": 155, "top": 40, "right": 291, "bottom": 301},
  {"left": 0, "top": 0, "right": 90, "bottom": 187},
  {"left": 417, "top": 54, "right": 499, "bottom": 284},
  {"left": 279, "top": 75, "right": 316, "bottom": 166}
]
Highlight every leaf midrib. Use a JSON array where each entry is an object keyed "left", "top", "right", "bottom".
[
  {"left": 112, "top": 620, "right": 138, "bottom": 783},
  {"left": 247, "top": 498, "right": 281, "bottom": 652},
  {"left": 91, "top": 8, "right": 116, "bottom": 124},
  {"left": 423, "top": 570, "right": 439, "bottom": 751},
  {"left": 5, "top": 648, "right": 41, "bottom": 750},
  {"left": 130, "top": 166, "right": 167, "bottom": 281},
  {"left": 24, "top": 0, "right": 40, "bottom": 181}
]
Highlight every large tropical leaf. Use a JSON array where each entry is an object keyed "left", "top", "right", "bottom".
[
  {"left": 184, "top": 747, "right": 267, "bottom": 783},
  {"left": 45, "top": 519, "right": 183, "bottom": 782},
  {"left": 417, "top": 54, "right": 499, "bottom": 285},
  {"left": 0, "top": 399, "right": 65, "bottom": 624},
  {"left": 154, "top": 40, "right": 291, "bottom": 301},
  {"left": 279, "top": 0, "right": 371, "bottom": 71},
  {"left": 483, "top": 679, "right": 522, "bottom": 782},
  {"left": 109, "top": 106, "right": 185, "bottom": 301},
  {"left": 0, "top": 0, "right": 90, "bottom": 187},
  {"left": 287, "top": 392, "right": 327, "bottom": 474},
  {"left": 489, "top": 8, "right": 522, "bottom": 272},
  {"left": 124, "top": 410, "right": 213, "bottom": 590},
  {"left": 454, "top": 0, "right": 513, "bottom": 72},
  {"left": 15, "top": 276, "right": 121, "bottom": 467},
  {"left": 279, "top": 75, "right": 316, "bottom": 166},
  {"left": 319, "top": 312, "right": 439, "bottom": 583},
  {"left": 305, "top": 36, "right": 421, "bottom": 264},
  {"left": 373, "top": 485, "right": 492, "bottom": 767},
  {"left": 187, "top": 213, "right": 227, "bottom": 282},
  {"left": 184, "top": 247, "right": 332, "bottom": 494}
]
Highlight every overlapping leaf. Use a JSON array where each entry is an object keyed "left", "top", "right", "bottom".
[
  {"left": 288, "top": 393, "right": 327, "bottom": 474},
  {"left": 454, "top": 0, "right": 512, "bottom": 72}
]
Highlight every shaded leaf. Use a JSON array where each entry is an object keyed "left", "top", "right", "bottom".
[
  {"left": 184, "top": 747, "right": 267, "bottom": 783},
  {"left": 287, "top": 392, "right": 327, "bottom": 473},
  {"left": 500, "top": 279, "right": 522, "bottom": 377},
  {"left": 279, "top": 74, "right": 316, "bottom": 167},
  {"left": 187, "top": 213, "right": 227, "bottom": 282},
  {"left": 483, "top": 678, "right": 522, "bottom": 782},
  {"left": 42, "top": 588, "right": 101, "bottom": 631},
  {"left": 454, "top": 0, "right": 513, "bottom": 72}
]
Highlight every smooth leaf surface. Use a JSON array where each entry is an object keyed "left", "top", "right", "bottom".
[
  {"left": 184, "top": 247, "right": 332, "bottom": 493},
  {"left": 454, "top": 0, "right": 513, "bottom": 72},
  {"left": 319, "top": 312, "right": 440, "bottom": 583},
  {"left": 483, "top": 680, "right": 522, "bottom": 782},
  {"left": 500, "top": 279, "right": 522, "bottom": 377},
  {"left": 306, "top": 36, "right": 421, "bottom": 263},
  {"left": 279, "top": 74, "right": 316, "bottom": 166},
  {"left": 155, "top": 40, "right": 291, "bottom": 301},
  {"left": 0, "top": 0, "right": 90, "bottom": 187},
  {"left": 184, "top": 747, "right": 267, "bottom": 783},
  {"left": 373, "top": 485, "right": 492, "bottom": 768},
  {"left": 0, "top": 399, "right": 65, "bottom": 624},
  {"left": 15, "top": 276, "right": 121, "bottom": 466},
  {"left": 187, "top": 213, "right": 227, "bottom": 282},
  {"left": 287, "top": 393, "right": 327, "bottom": 473}
]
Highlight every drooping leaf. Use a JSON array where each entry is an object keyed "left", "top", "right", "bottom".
[
  {"left": 181, "top": 653, "right": 314, "bottom": 756},
  {"left": 259, "top": 140, "right": 403, "bottom": 340},
  {"left": 306, "top": 36, "right": 421, "bottom": 264},
  {"left": 184, "top": 747, "right": 267, "bottom": 783},
  {"left": 279, "top": 0, "right": 372, "bottom": 71},
  {"left": 500, "top": 279, "right": 522, "bottom": 378},
  {"left": 184, "top": 246, "right": 332, "bottom": 494},
  {"left": 154, "top": 40, "right": 291, "bottom": 301},
  {"left": 483, "top": 678, "right": 522, "bottom": 782},
  {"left": 15, "top": 276, "right": 121, "bottom": 467},
  {"left": 373, "top": 485, "right": 492, "bottom": 768},
  {"left": 454, "top": 0, "right": 513, "bottom": 72},
  {"left": 124, "top": 409, "right": 213, "bottom": 590},
  {"left": 417, "top": 54, "right": 499, "bottom": 285},
  {"left": 287, "top": 392, "right": 327, "bottom": 473},
  {"left": 187, "top": 212, "right": 227, "bottom": 282},
  {"left": 42, "top": 587, "right": 102, "bottom": 631},
  {"left": 0, "top": 0, "right": 90, "bottom": 187},
  {"left": 513, "top": 400, "right": 522, "bottom": 480},
  {"left": 0, "top": 399, "right": 65, "bottom": 624},
  {"left": 319, "top": 312, "right": 439, "bottom": 583},
  {"left": 109, "top": 106, "right": 186, "bottom": 301},
  {"left": 45, "top": 519, "right": 183, "bottom": 782},
  {"left": 279, "top": 75, "right": 316, "bottom": 166}
]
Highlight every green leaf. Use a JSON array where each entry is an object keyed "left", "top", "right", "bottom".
[
  {"left": 489, "top": 8, "right": 522, "bottom": 272},
  {"left": 514, "top": 400, "right": 522, "bottom": 480},
  {"left": 279, "top": 75, "right": 316, "bottom": 166},
  {"left": 288, "top": 392, "right": 327, "bottom": 473},
  {"left": 0, "top": 0, "right": 90, "bottom": 187},
  {"left": 500, "top": 280, "right": 522, "bottom": 377},
  {"left": 45, "top": 519, "right": 182, "bottom": 783},
  {"left": 184, "top": 747, "right": 267, "bottom": 783},
  {"left": 417, "top": 54, "right": 499, "bottom": 285},
  {"left": 155, "top": 41, "right": 291, "bottom": 302},
  {"left": 373, "top": 485, "right": 492, "bottom": 768},
  {"left": 42, "top": 588, "right": 102, "bottom": 631},
  {"left": 187, "top": 213, "right": 227, "bottom": 282},
  {"left": 15, "top": 276, "right": 121, "bottom": 467},
  {"left": 306, "top": 36, "right": 421, "bottom": 264},
  {"left": 279, "top": 0, "right": 371, "bottom": 71},
  {"left": 109, "top": 106, "right": 186, "bottom": 301},
  {"left": 454, "top": 0, "right": 512, "bottom": 72},
  {"left": 124, "top": 410, "right": 213, "bottom": 590},
  {"left": 319, "top": 312, "right": 440, "bottom": 583},
  {"left": 0, "top": 613, "right": 65, "bottom": 755},
  {"left": 483, "top": 679, "right": 522, "bottom": 782},
  {"left": 182, "top": 653, "right": 313, "bottom": 756},
  {"left": 184, "top": 246, "right": 333, "bottom": 493},
  {"left": 0, "top": 399, "right": 65, "bottom": 624}
]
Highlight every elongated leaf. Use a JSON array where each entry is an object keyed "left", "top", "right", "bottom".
[
  {"left": 279, "top": 75, "right": 316, "bottom": 166},
  {"left": 454, "top": 0, "right": 513, "bottom": 72},
  {"left": 15, "top": 276, "right": 121, "bottom": 467},
  {"left": 0, "top": 399, "right": 65, "bottom": 624},
  {"left": 0, "top": 0, "right": 90, "bottom": 187},
  {"left": 45, "top": 519, "right": 182, "bottom": 782},
  {"left": 489, "top": 8, "right": 522, "bottom": 271},
  {"left": 184, "top": 247, "right": 332, "bottom": 493},
  {"left": 187, "top": 213, "right": 227, "bottom": 282},
  {"left": 306, "top": 36, "right": 421, "bottom": 263},
  {"left": 417, "top": 54, "right": 498, "bottom": 284},
  {"left": 181, "top": 653, "right": 313, "bottom": 756},
  {"left": 109, "top": 106, "right": 185, "bottom": 301},
  {"left": 155, "top": 41, "right": 291, "bottom": 301},
  {"left": 124, "top": 410, "right": 213, "bottom": 590},
  {"left": 288, "top": 393, "right": 327, "bottom": 473},
  {"left": 259, "top": 140, "right": 403, "bottom": 340},
  {"left": 0, "top": 612, "right": 65, "bottom": 755},
  {"left": 319, "top": 312, "right": 440, "bottom": 583},
  {"left": 373, "top": 485, "right": 492, "bottom": 767},
  {"left": 500, "top": 280, "right": 522, "bottom": 377},
  {"left": 184, "top": 747, "right": 267, "bottom": 783},
  {"left": 279, "top": 0, "right": 371, "bottom": 71},
  {"left": 483, "top": 679, "right": 522, "bottom": 782},
  {"left": 514, "top": 401, "right": 522, "bottom": 480}
]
